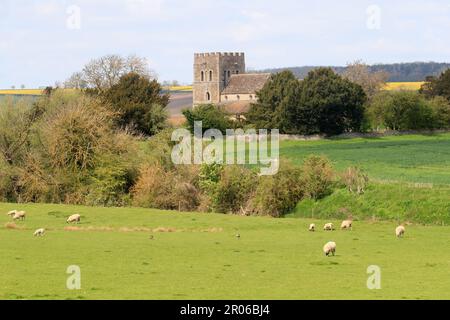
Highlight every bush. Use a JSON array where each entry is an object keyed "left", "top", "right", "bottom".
[
  {"left": 301, "top": 155, "right": 335, "bottom": 200},
  {"left": 183, "top": 104, "right": 233, "bottom": 134},
  {"left": 367, "top": 91, "right": 435, "bottom": 130},
  {"left": 211, "top": 166, "right": 257, "bottom": 214},
  {"left": 132, "top": 164, "right": 200, "bottom": 211},
  {"left": 103, "top": 72, "right": 169, "bottom": 136},
  {"left": 248, "top": 162, "right": 303, "bottom": 217},
  {"left": 341, "top": 167, "right": 369, "bottom": 195}
]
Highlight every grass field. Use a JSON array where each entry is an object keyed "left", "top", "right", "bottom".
[
  {"left": 280, "top": 133, "right": 450, "bottom": 185},
  {"left": 2, "top": 202, "right": 450, "bottom": 300}
]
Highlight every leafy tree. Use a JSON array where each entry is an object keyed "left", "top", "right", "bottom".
[
  {"left": 367, "top": 91, "right": 435, "bottom": 130},
  {"left": 103, "top": 72, "right": 169, "bottom": 135},
  {"left": 182, "top": 104, "right": 233, "bottom": 134},
  {"left": 420, "top": 69, "right": 450, "bottom": 101},
  {"left": 246, "top": 70, "right": 301, "bottom": 132},
  {"left": 297, "top": 68, "right": 367, "bottom": 135}
]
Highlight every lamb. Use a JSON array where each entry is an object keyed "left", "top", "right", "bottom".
[
  {"left": 34, "top": 228, "right": 45, "bottom": 237},
  {"left": 323, "top": 241, "right": 337, "bottom": 257},
  {"left": 67, "top": 214, "right": 81, "bottom": 224},
  {"left": 309, "top": 224, "right": 316, "bottom": 232},
  {"left": 341, "top": 220, "right": 353, "bottom": 230},
  {"left": 396, "top": 225, "right": 405, "bottom": 238},
  {"left": 323, "top": 223, "right": 335, "bottom": 231},
  {"left": 12, "top": 211, "right": 26, "bottom": 221}
]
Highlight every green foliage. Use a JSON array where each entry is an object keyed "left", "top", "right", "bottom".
[
  {"left": 211, "top": 166, "right": 257, "bottom": 214},
  {"left": 420, "top": 69, "right": 450, "bottom": 102},
  {"left": 247, "top": 68, "right": 367, "bottom": 136},
  {"left": 103, "top": 72, "right": 169, "bottom": 135},
  {"left": 301, "top": 155, "right": 335, "bottom": 200},
  {"left": 249, "top": 162, "right": 303, "bottom": 217},
  {"left": 182, "top": 104, "right": 233, "bottom": 134},
  {"left": 368, "top": 91, "right": 440, "bottom": 130}
]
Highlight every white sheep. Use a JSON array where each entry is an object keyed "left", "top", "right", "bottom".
[
  {"left": 309, "top": 224, "right": 316, "bottom": 232},
  {"left": 7, "top": 210, "right": 17, "bottom": 216},
  {"left": 12, "top": 211, "right": 26, "bottom": 221},
  {"left": 67, "top": 214, "right": 81, "bottom": 224},
  {"left": 323, "top": 241, "right": 337, "bottom": 257},
  {"left": 396, "top": 225, "right": 405, "bottom": 238},
  {"left": 341, "top": 220, "right": 353, "bottom": 230},
  {"left": 323, "top": 223, "right": 335, "bottom": 231},
  {"left": 34, "top": 228, "right": 45, "bottom": 237}
]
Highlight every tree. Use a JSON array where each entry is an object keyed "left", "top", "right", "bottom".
[
  {"left": 297, "top": 68, "right": 367, "bottom": 135},
  {"left": 246, "top": 70, "right": 301, "bottom": 132},
  {"left": 64, "top": 72, "right": 88, "bottom": 89},
  {"left": 67, "top": 54, "right": 154, "bottom": 93},
  {"left": 343, "top": 60, "right": 389, "bottom": 101},
  {"left": 367, "top": 91, "right": 435, "bottom": 130},
  {"left": 103, "top": 72, "right": 169, "bottom": 135},
  {"left": 182, "top": 104, "right": 232, "bottom": 134},
  {"left": 420, "top": 69, "right": 450, "bottom": 101}
]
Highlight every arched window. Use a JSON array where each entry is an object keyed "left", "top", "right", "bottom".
[
  {"left": 209, "top": 70, "right": 213, "bottom": 81},
  {"left": 201, "top": 71, "right": 204, "bottom": 82},
  {"left": 228, "top": 71, "right": 231, "bottom": 78},
  {"left": 249, "top": 95, "right": 253, "bottom": 100},
  {"left": 236, "top": 95, "right": 240, "bottom": 101},
  {"left": 236, "top": 70, "right": 239, "bottom": 75},
  {"left": 206, "top": 92, "right": 211, "bottom": 101},
  {"left": 225, "top": 95, "right": 228, "bottom": 101}
]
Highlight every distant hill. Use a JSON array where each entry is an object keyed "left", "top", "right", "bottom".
[{"left": 258, "top": 62, "right": 450, "bottom": 82}]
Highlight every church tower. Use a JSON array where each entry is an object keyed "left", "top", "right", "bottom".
[{"left": 193, "top": 52, "right": 246, "bottom": 105}]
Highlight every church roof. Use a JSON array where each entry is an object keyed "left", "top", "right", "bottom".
[
  {"left": 221, "top": 101, "right": 253, "bottom": 114},
  {"left": 222, "top": 73, "right": 271, "bottom": 95}
]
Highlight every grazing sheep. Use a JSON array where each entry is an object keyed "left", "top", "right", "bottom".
[
  {"left": 309, "top": 224, "right": 316, "bottom": 232},
  {"left": 67, "top": 214, "right": 81, "bottom": 224},
  {"left": 34, "top": 228, "right": 45, "bottom": 237},
  {"left": 7, "top": 210, "right": 17, "bottom": 216},
  {"left": 323, "top": 241, "right": 337, "bottom": 257},
  {"left": 12, "top": 211, "right": 26, "bottom": 221},
  {"left": 341, "top": 220, "right": 353, "bottom": 230},
  {"left": 323, "top": 223, "right": 335, "bottom": 231},
  {"left": 396, "top": 225, "right": 405, "bottom": 238}
]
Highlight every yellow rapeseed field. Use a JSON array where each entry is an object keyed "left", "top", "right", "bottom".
[
  {"left": 0, "top": 89, "right": 44, "bottom": 95},
  {"left": 384, "top": 82, "right": 424, "bottom": 91}
]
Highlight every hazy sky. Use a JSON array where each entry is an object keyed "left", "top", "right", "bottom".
[{"left": 1, "top": 0, "right": 450, "bottom": 88}]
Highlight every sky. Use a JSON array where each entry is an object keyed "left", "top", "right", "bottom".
[{"left": 1, "top": 0, "right": 450, "bottom": 88}]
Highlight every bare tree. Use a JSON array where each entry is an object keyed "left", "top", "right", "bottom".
[
  {"left": 343, "top": 60, "right": 389, "bottom": 100},
  {"left": 64, "top": 72, "right": 87, "bottom": 89},
  {"left": 74, "top": 54, "right": 155, "bottom": 92}
]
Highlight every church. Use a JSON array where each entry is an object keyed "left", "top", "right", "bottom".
[{"left": 193, "top": 52, "right": 271, "bottom": 115}]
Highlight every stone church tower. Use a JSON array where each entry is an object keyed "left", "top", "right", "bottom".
[{"left": 193, "top": 52, "right": 246, "bottom": 105}]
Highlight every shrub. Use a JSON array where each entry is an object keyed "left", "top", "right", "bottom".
[
  {"left": 211, "top": 166, "right": 257, "bottom": 214},
  {"left": 132, "top": 164, "right": 200, "bottom": 211},
  {"left": 183, "top": 104, "right": 233, "bottom": 134},
  {"left": 301, "top": 155, "right": 335, "bottom": 200},
  {"left": 341, "top": 167, "right": 369, "bottom": 195},
  {"left": 248, "top": 162, "right": 303, "bottom": 217}
]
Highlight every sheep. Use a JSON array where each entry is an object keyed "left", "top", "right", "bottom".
[
  {"left": 7, "top": 210, "right": 17, "bottom": 217},
  {"left": 12, "top": 211, "right": 26, "bottom": 221},
  {"left": 396, "top": 225, "right": 405, "bottom": 238},
  {"left": 309, "top": 224, "right": 316, "bottom": 232},
  {"left": 323, "top": 223, "right": 335, "bottom": 231},
  {"left": 67, "top": 214, "right": 81, "bottom": 224},
  {"left": 34, "top": 228, "right": 45, "bottom": 237},
  {"left": 341, "top": 220, "right": 353, "bottom": 230},
  {"left": 323, "top": 241, "right": 337, "bottom": 257}
]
